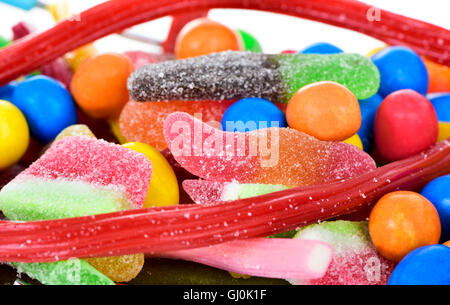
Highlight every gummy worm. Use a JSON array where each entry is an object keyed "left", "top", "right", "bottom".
[
  {"left": 0, "top": 139, "right": 448, "bottom": 263},
  {"left": 0, "top": 0, "right": 448, "bottom": 86}
]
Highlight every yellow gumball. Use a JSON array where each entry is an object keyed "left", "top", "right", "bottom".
[
  {"left": 367, "top": 45, "right": 387, "bottom": 57},
  {"left": 0, "top": 100, "right": 29, "bottom": 170},
  {"left": 122, "top": 142, "right": 179, "bottom": 207},
  {"left": 437, "top": 122, "right": 450, "bottom": 143},
  {"left": 342, "top": 134, "right": 363, "bottom": 150},
  {"left": 109, "top": 118, "right": 127, "bottom": 144}
]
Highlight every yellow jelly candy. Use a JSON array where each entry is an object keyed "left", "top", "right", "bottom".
[
  {"left": 123, "top": 142, "right": 179, "bottom": 207},
  {"left": 109, "top": 118, "right": 127, "bottom": 144},
  {"left": 85, "top": 254, "right": 145, "bottom": 283},
  {"left": 343, "top": 134, "right": 363, "bottom": 150},
  {"left": 46, "top": 1, "right": 71, "bottom": 21},
  {"left": 437, "top": 122, "right": 450, "bottom": 143},
  {"left": 55, "top": 124, "right": 96, "bottom": 141},
  {"left": 0, "top": 100, "right": 29, "bottom": 170}
]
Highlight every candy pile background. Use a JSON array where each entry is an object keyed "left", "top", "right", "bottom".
[{"left": 0, "top": 0, "right": 449, "bottom": 285}]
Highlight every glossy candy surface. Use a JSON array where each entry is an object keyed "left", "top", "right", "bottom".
[
  {"left": 388, "top": 245, "right": 450, "bottom": 285},
  {"left": 371, "top": 46, "right": 429, "bottom": 97},
  {"left": 0, "top": 100, "right": 29, "bottom": 170},
  {"left": 421, "top": 175, "right": 450, "bottom": 242},
  {"left": 123, "top": 142, "right": 179, "bottom": 207},
  {"left": 286, "top": 81, "right": 361, "bottom": 141},
  {"left": 236, "top": 29, "right": 262, "bottom": 53},
  {"left": 369, "top": 191, "right": 441, "bottom": 262},
  {"left": 222, "top": 98, "right": 287, "bottom": 132},
  {"left": 71, "top": 53, "right": 134, "bottom": 119},
  {"left": 12, "top": 76, "right": 77, "bottom": 143},
  {"left": 357, "top": 93, "right": 383, "bottom": 152},
  {"left": 374, "top": 89, "right": 438, "bottom": 161},
  {"left": 175, "top": 18, "right": 242, "bottom": 59},
  {"left": 299, "top": 42, "right": 343, "bottom": 54}
]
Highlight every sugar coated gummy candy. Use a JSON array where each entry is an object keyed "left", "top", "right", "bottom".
[
  {"left": 183, "top": 180, "right": 290, "bottom": 204},
  {"left": 164, "top": 112, "right": 376, "bottom": 187},
  {"left": 0, "top": 136, "right": 152, "bottom": 284},
  {"left": 120, "top": 100, "right": 234, "bottom": 150},
  {"left": 128, "top": 51, "right": 380, "bottom": 103},
  {"left": 289, "top": 221, "right": 395, "bottom": 285}
]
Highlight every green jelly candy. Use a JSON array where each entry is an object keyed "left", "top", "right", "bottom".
[
  {"left": 129, "top": 51, "right": 380, "bottom": 103},
  {"left": 222, "top": 182, "right": 289, "bottom": 201},
  {"left": 274, "top": 53, "right": 380, "bottom": 101},
  {"left": 237, "top": 29, "right": 262, "bottom": 53},
  {"left": 14, "top": 260, "right": 114, "bottom": 285}
]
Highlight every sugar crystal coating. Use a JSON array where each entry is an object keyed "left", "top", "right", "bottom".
[
  {"left": 128, "top": 51, "right": 379, "bottom": 103},
  {"left": 289, "top": 221, "right": 395, "bottom": 285},
  {"left": 164, "top": 112, "right": 376, "bottom": 186},
  {"left": 120, "top": 100, "right": 234, "bottom": 150}
]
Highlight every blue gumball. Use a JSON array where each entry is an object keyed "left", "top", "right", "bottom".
[
  {"left": 0, "top": 82, "right": 17, "bottom": 102},
  {"left": 12, "top": 76, "right": 78, "bottom": 143},
  {"left": 388, "top": 245, "right": 450, "bottom": 285},
  {"left": 357, "top": 93, "right": 383, "bottom": 152},
  {"left": 222, "top": 98, "right": 287, "bottom": 132},
  {"left": 428, "top": 93, "right": 450, "bottom": 122},
  {"left": 371, "top": 46, "right": 429, "bottom": 97},
  {"left": 421, "top": 174, "right": 450, "bottom": 242},
  {"left": 298, "top": 42, "right": 343, "bottom": 54}
]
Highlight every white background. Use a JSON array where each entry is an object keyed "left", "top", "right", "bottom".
[{"left": 0, "top": 0, "right": 449, "bottom": 55}]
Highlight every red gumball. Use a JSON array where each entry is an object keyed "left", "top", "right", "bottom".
[{"left": 375, "top": 89, "right": 438, "bottom": 161}]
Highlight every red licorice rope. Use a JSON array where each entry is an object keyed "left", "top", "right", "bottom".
[
  {"left": 0, "top": 0, "right": 448, "bottom": 86},
  {"left": 0, "top": 139, "right": 448, "bottom": 263}
]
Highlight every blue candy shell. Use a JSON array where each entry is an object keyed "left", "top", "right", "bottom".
[
  {"left": 222, "top": 98, "right": 287, "bottom": 132},
  {"left": 0, "top": 83, "right": 17, "bottom": 102},
  {"left": 371, "top": 46, "right": 429, "bottom": 97},
  {"left": 299, "top": 42, "right": 343, "bottom": 54},
  {"left": 428, "top": 93, "right": 450, "bottom": 122},
  {"left": 357, "top": 93, "right": 383, "bottom": 152},
  {"left": 12, "top": 76, "right": 78, "bottom": 143},
  {"left": 421, "top": 174, "right": 450, "bottom": 242},
  {"left": 388, "top": 245, "right": 450, "bottom": 285}
]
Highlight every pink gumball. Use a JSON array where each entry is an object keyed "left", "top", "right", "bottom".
[{"left": 375, "top": 89, "right": 438, "bottom": 161}]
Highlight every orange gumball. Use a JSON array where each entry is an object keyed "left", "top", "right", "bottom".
[
  {"left": 71, "top": 53, "right": 134, "bottom": 119},
  {"left": 369, "top": 191, "right": 441, "bottom": 262},
  {"left": 424, "top": 58, "right": 450, "bottom": 93},
  {"left": 175, "top": 18, "right": 242, "bottom": 59},
  {"left": 444, "top": 241, "right": 450, "bottom": 247},
  {"left": 286, "top": 81, "right": 361, "bottom": 141}
]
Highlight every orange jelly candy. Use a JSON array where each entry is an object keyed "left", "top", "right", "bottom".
[
  {"left": 369, "top": 191, "right": 441, "bottom": 262},
  {"left": 175, "top": 18, "right": 242, "bottom": 59},
  {"left": 119, "top": 100, "right": 235, "bottom": 150}
]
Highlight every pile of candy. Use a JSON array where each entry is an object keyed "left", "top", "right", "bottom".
[{"left": 0, "top": 0, "right": 449, "bottom": 285}]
